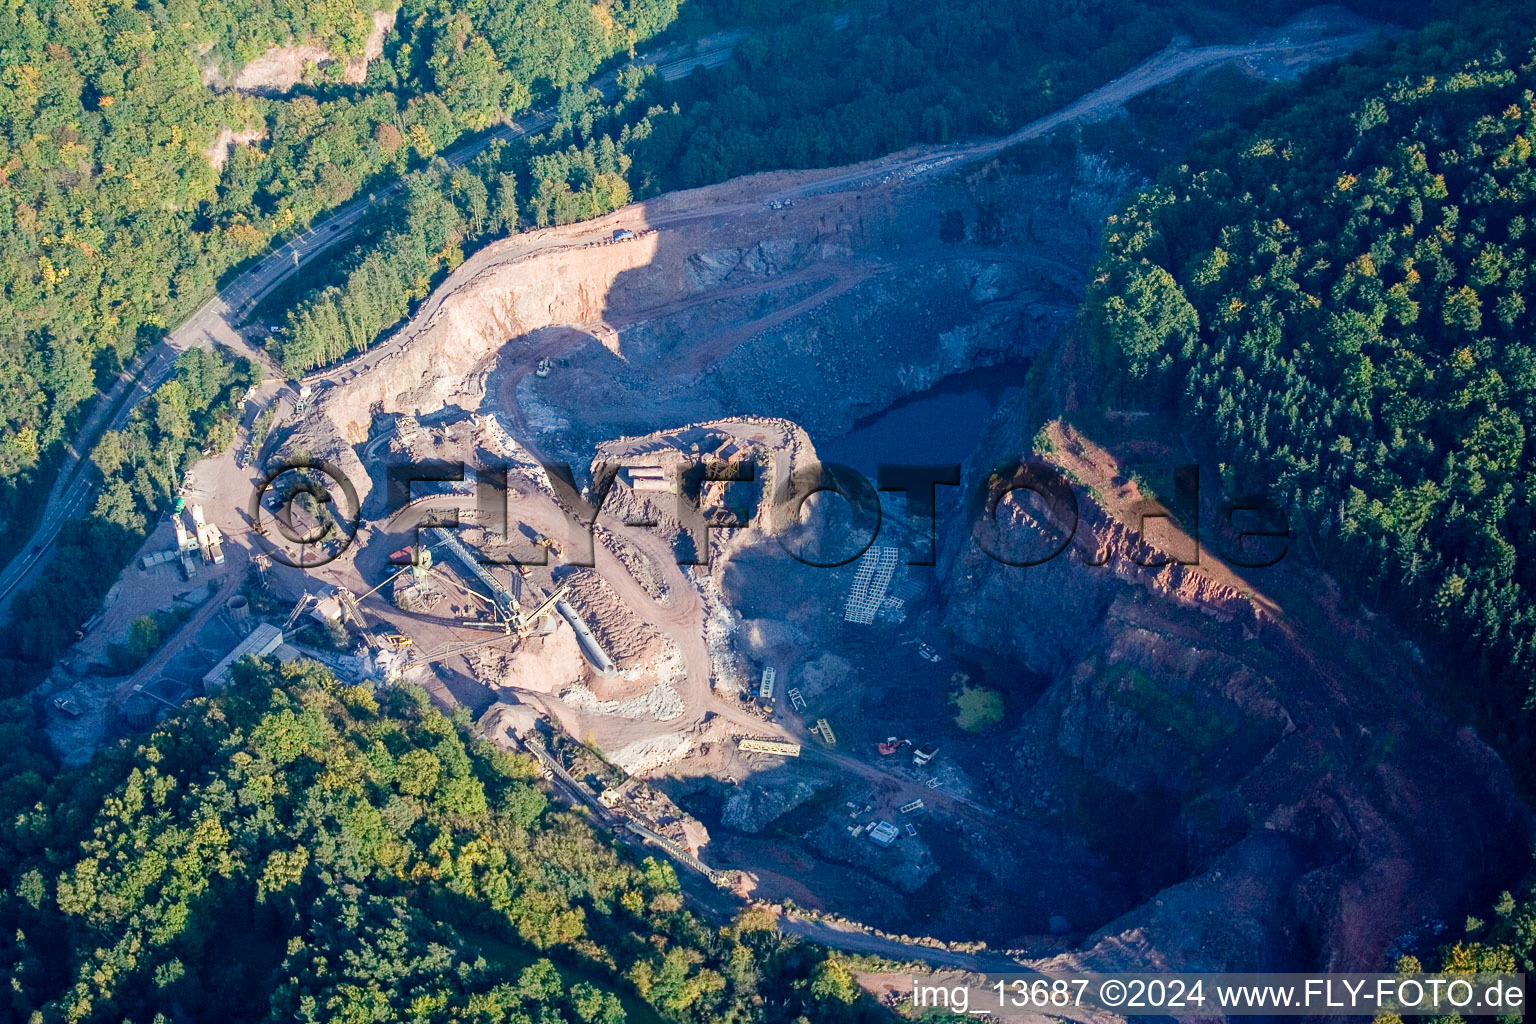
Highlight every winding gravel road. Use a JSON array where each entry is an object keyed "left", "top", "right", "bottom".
[
  {"left": 0, "top": 42, "right": 740, "bottom": 615},
  {"left": 1, "top": 16, "right": 1381, "bottom": 622}
]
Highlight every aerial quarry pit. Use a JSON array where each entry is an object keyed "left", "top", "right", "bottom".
[{"left": 37, "top": 3, "right": 1530, "bottom": 993}]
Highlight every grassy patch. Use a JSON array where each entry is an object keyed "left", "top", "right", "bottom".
[
  {"left": 1103, "top": 663, "right": 1237, "bottom": 752},
  {"left": 949, "top": 684, "right": 1005, "bottom": 732}
]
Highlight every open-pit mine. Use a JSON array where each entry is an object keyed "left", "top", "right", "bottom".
[{"left": 45, "top": 6, "right": 1529, "bottom": 989}]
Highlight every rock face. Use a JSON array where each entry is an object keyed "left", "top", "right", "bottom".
[
  {"left": 791, "top": 652, "right": 854, "bottom": 700},
  {"left": 804, "top": 824, "right": 941, "bottom": 895},
  {"left": 263, "top": 100, "right": 1527, "bottom": 971},
  {"left": 940, "top": 397, "right": 1532, "bottom": 972},
  {"left": 722, "top": 772, "right": 831, "bottom": 833},
  {"left": 685, "top": 239, "right": 803, "bottom": 288},
  {"left": 305, "top": 148, "right": 1108, "bottom": 469}
]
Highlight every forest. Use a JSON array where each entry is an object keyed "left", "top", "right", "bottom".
[
  {"left": 0, "top": 0, "right": 678, "bottom": 690},
  {"left": 1085, "top": 0, "right": 1536, "bottom": 982},
  {"left": 0, "top": 0, "right": 1370, "bottom": 685},
  {"left": 0, "top": 0, "right": 1424, "bottom": 464},
  {"left": 2, "top": 347, "right": 260, "bottom": 687},
  {"left": 0, "top": 660, "right": 881, "bottom": 1022},
  {"left": 0, "top": 0, "right": 1441, "bottom": 623},
  {"left": 0, "top": 0, "right": 676, "bottom": 548},
  {"left": 1090, "top": 4, "right": 1536, "bottom": 750}
]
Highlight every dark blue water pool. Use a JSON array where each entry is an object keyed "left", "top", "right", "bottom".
[{"left": 818, "top": 362, "right": 1030, "bottom": 475}]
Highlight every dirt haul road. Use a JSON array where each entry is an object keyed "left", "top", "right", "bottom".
[
  {"left": 0, "top": 11, "right": 1377, "bottom": 621},
  {"left": 284, "top": 11, "right": 1382, "bottom": 765},
  {"left": 302, "top": 16, "right": 1382, "bottom": 396}
]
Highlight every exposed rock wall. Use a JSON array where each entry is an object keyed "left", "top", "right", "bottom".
[
  {"left": 942, "top": 391, "right": 1531, "bottom": 972},
  {"left": 316, "top": 231, "right": 665, "bottom": 443}
]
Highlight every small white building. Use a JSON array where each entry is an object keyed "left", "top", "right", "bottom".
[{"left": 867, "top": 821, "right": 900, "bottom": 848}]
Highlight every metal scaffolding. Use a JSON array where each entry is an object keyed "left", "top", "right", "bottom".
[{"left": 843, "top": 545, "right": 899, "bottom": 624}]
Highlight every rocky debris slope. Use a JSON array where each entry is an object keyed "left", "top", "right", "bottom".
[
  {"left": 723, "top": 772, "right": 833, "bottom": 833},
  {"left": 517, "top": 155, "right": 1106, "bottom": 456},
  {"left": 940, "top": 393, "right": 1531, "bottom": 971}
]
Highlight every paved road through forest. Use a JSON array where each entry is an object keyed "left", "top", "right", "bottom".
[
  {"left": 0, "top": 42, "right": 739, "bottom": 614},
  {"left": 0, "top": 20, "right": 1380, "bottom": 614}
]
